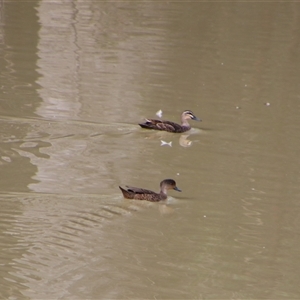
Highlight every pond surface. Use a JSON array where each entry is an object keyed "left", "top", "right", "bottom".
[{"left": 1, "top": 1, "right": 300, "bottom": 299}]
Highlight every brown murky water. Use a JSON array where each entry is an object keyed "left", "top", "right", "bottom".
[{"left": 1, "top": 1, "right": 300, "bottom": 299}]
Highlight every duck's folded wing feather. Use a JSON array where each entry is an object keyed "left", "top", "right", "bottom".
[
  {"left": 139, "top": 119, "right": 183, "bottom": 132},
  {"left": 156, "top": 121, "right": 180, "bottom": 132},
  {"left": 126, "top": 186, "right": 156, "bottom": 194}
]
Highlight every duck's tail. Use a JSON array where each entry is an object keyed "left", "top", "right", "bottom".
[{"left": 119, "top": 186, "right": 134, "bottom": 199}]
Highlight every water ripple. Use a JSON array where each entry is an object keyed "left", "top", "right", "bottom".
[{"left": 0, "top": 193, "right": 148, "bottom": 298}]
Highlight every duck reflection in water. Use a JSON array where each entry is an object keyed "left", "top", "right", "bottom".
[
  {"left": 160, "top": 135, "right": 194, "bottom": 147},
  {"left": 179, "top": 134, "right": 193, "bottom": 147},
  {"left": 119, "top": 179, "right": 181, "bottom": 202}
]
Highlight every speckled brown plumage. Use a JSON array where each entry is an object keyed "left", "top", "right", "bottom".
[
  {"left": 119, "top": 179, "right": 181, "bottom": 202},
  {"left": 139, "top": 110, "right": 201, "bottom": 133}
]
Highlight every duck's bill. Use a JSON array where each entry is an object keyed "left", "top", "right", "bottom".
[
  {"left": 192, "top": 116, "right": 202, "bottom": 121},
  {"left": 174, "top": 187, "right": 182, "bottom": 192}
]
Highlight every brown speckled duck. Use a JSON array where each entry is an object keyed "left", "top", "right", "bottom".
[
  {"left": 119, "top": 179, "right": 181, "bottom": 202},
  {"left": 139, "top": 110, "right": 201, "bottom": 133}
]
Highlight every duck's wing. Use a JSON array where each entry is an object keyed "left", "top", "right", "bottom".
[
  {"left": 139, "top": 118, "right": 161, "bottom": 129},
  {"left": 156, "top": 120, "right": 183, "bottom": 132},
  {"left": 125, "top": 186, "right": 156, "bottom": 195},
  {"left": 139, "top": 119, "right": 182, "bottom": 132}
]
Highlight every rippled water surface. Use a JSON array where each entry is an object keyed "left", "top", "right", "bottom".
[{"left": 1, "top": 1, "right": 300, "bottom": 299}]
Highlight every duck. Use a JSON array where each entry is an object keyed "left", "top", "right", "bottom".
[
  {"left": 119, "top": 179, "right": 181, "bottom": 202},
  {"left": 139, "top": 110, "right": 201, "bottom": 133}
]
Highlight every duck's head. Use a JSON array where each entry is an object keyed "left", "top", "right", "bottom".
[
  {"left": 160, "top": 179, "right": 182, "bottom": 192},
  {"left": 182, "top": 110, "right": 201, "bottom": 121}
]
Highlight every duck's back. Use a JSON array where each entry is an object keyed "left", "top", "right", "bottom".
[
  {"left": 119, "top": 186, "right": 167, "bottom": 201},
  {"left": 126, "top": 186, "right": 156, "bottom": 194},
  {"left": 139, "top": 119, "right": 190, "bottom": 133}
]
